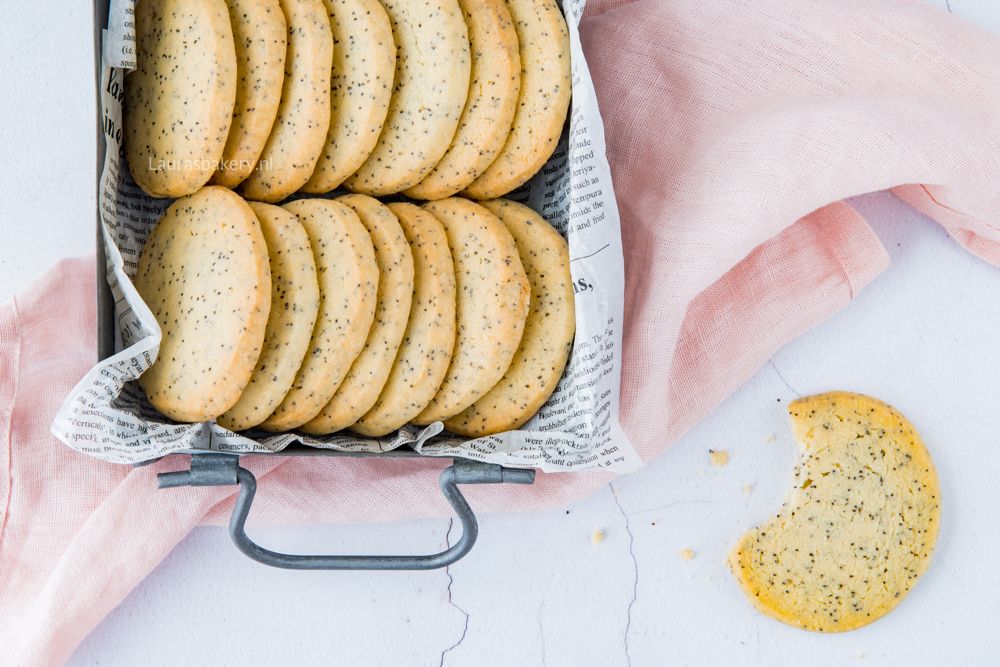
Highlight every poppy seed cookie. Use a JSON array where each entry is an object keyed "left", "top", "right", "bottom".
[
  {"left": 135, "top": 186, "right": 270, "bottom": 422},
  {"left": 211, "top": 0, "right": 288, "bottom": 188},
  {"left": 444, "top": 199, "right": 574, "bottom": 436},
  {"left": 240, "top": 0, "right": 333, "bottom": 202},
  {"left": 259, "top": 198, "right": 378, "bottom": 430},
  {"left": 301, "top": 195, "right": 414, "bottom": 434},
  {"left": 125, "top": 0, "right": 237, "bottom": 198},
  {"left": 463, "top": 0, "right": 571, "bottom": 200},
  {"left": 412, "top": 197, "right": 529, "bottom": 424},
  {"left": 217, "top": 203, "right": 320, "bottom": 431},
  {"left": 404, "top": 0, "right": 521, "bottom": 201},
  {"left": 342, "top": 0, "right": 471, "bottom": 196},
  {"left": 300, "top": 0, "right": 396, "bottom": 194},
  {"left": 352, "top": 203, "right": 457, "bottom": 436},
  {"left": 729, "top": 392, "right": 941, "bottom": 632}
]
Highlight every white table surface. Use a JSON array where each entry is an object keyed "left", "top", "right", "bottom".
[{"left": 3, "top": 1, "right": 999, "bottom": 665}]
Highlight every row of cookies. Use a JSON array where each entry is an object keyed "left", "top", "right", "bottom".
[
  {"left": 124, "top": 0, "right": 571, "bottom": 203},
  {"left": 134, "top": 185, "right": 576, "bottom": 437}
]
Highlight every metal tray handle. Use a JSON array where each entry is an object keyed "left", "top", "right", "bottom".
[{"left": 158, "top": 453, "right": 535, "bottom": 570}]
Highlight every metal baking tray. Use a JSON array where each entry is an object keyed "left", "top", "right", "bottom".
[{"left": 93, "top": 0, "right": 535, "bottom": 571}]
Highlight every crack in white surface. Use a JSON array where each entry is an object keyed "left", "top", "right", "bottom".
[
  {"left": 768, "top": 360, "right": 802, "bottom": 398},
  {"left": 538, "top": 602, "right": 547, "bottom": 667},
  {"left": 439, "top": 519, "right": 470, "bottom": 667},
  {"left": 611, "top": 483, "right": 637, "bottom": 667},
  {"left": 626, "top": 499, "right": 722, "bottom": 516}
]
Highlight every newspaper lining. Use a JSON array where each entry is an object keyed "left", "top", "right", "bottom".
[{"left": 54, "top": 0, "right": 642, "bottom": 473}]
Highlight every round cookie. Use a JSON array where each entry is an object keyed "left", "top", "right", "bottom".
[
  {"left": 412, "top": 198, "right": 530, "bottom": 425},
  {"left": 403, "top": 0, "right": 521, "bottom": 201},
  {"left": 353, "top": 203, "right": 457, "bottom": 436},
  {"left": 126, "top": 0, "right": 237, "bottom": 198},
  {"left": 240, "top": 0, "right": 333, "bottom": 203},
  {"left": 300, "top": 0, "right": 396, "bottom": 194},
  {"left": 259, "top": 198, "right": 377, "bottom": 431},
  {"left": 342, "top": 0, "right": 471, "bottom": 196},
  {"left": 211, "top": 0, "right": 287, "bottom": 188},
  {"left": 445, "top": 199, "right": 574, "bottom": 436},
  {"left": 729, "top": 392, "right": 941, "bottom": 632},
  {"left": 135, "top": 186, "right": 270, "bottom": 422},
  {"left": 301, "top": 195, "right": 414, "bottom": 434},
  {"left": 463, "top": 0, "right": 571, "bottom": 200},
  {"left": 217, "top": 203, "right": 320, "bottom": 431}
]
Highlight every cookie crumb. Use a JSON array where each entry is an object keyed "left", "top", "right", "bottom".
[
  {"left": 742, "top": 483, "right": 753, "bottom": 495},
  {"left": 764, "top": 433, "right": 777, "bottom": 444},
  {"left": 709, "top": 449, "right": 729, "bottom": 466},
  {"left": 591, "top": 530, "right": 605, "bottom": 545},
  {"left": 679, "top": 548, "right": 695, "bottom": 561}
]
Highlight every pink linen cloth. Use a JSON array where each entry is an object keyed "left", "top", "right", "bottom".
[{"left": 4, "top": 0, "right": 1000, "bottom": 663}]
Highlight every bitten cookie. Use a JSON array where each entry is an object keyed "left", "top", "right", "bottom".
[
  {"left": 463, "top": 0, "right": 571, "bottom": 200},
  {"left": 445, "top": 199, "right": 574, "bottom": 436},
  {"left": 342, "top": 0, "right": 471, "bottom": 195},
  {"left": 413, "top": 198, "right": 530, "bottom": 424},
  {"left": 126, "top": 0, "right": 237, "bottom": 198},
  {"left": 729, "top": 392, "right": 941, "bottom": 633},
  {"left": 301, "top": 195, "right": 414, "bottom": 434},
  {"left": 135, "top": 186, "right": 270, "bottom": 422},
  {"left": 217, "top": 203, "right": 320, "bottom": 431},
  {"left": 353, "top": 203, "right": 457, "bottom": 437},
  {"left": 259, "top": 198, "right": 377, "bottom": 430},
  {"left": 211, "top": 0, "right": 287, "bottom": 188},
  {"left": 300, "top": 0, "right": 396, "bottom": 194},
  {"left": 403, "top": 0, "right": 521, "bottom": 201},
  {"left": 240, "top": 0, "right": 333, "bottom": 202}
]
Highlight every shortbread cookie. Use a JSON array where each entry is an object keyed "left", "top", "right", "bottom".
[
  {"left": 404, "top": 0, "right": 521, "bottom": 200},
  {"left": 342, "top": 0, "right": 471, "bottom": 195},
  {"left": 353, "top": 203, "right": 457, "bottom": 436},
  {"left": 301, "top": 195, "right": 414, "bottom": 434},
  {"left": 211, "top": 0, "right": 287, "bottom": 188},
  {"left": 126, "top": 0, "right": 237, "bottom": 198},
  {"left": 300, "top": 0, "right": 396, "bottom": 194},
  {"left": 240, "top": 0, "right": 333, "bottom": 202},
  {"left": 135, "top": 187, "right": 270, "bottom": 422},
  {"left": 260, "top": 199, "right": 377, "bottom": 430},
  {"left": 463, "top": 0, "right": 571, "bottom": 200},
  {"left": 729, "top": 392, "right": 941, "bottom": 632},
  {"left": 413, "top": 198, "right": 529, "bottom": 424},
  {"left": 445, "top": 199, "right": 574, "bottom": 436},
  {"left": 217, "top": 203, "right": 319, "bottom": 431}
]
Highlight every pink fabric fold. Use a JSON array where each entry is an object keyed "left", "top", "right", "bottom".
[
  {"left": 4, "top": 0, "right": 1000, "bottom": 663},
  {"left": 580, "top": 0, "right": 1000, "bottom": 460}
]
